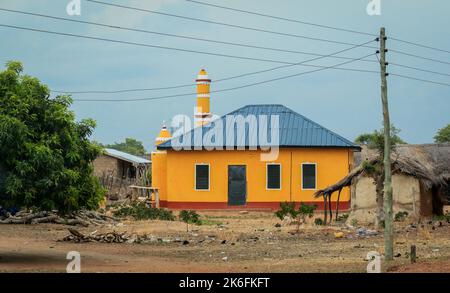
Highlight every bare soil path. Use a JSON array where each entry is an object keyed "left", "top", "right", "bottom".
[{"left": 1, "top": 211, "right": 449, "bottom": 272}]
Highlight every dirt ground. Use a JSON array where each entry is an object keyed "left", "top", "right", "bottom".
[{"left": 1, "top": 211, "right": 449, "bottom": 273}]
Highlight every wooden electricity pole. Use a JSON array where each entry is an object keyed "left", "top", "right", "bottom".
[{"left": 379, "top": 27, "right": 393, "bottom": 261}]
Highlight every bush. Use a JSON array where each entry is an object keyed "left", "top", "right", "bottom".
[
  {"left": 179, "top": 210, "right": 201, "bottom": 225},
  {"left": 336, "top": 214, "right": 349, "bottom": 222},
  {"left": 394, "top": 211, "right": 409, "bottom": 222},
  {"left": 275, "top": 202, "right": 297, "bottom": 220},
  {"left": 179, "top": 210, "right": 201, "bottom": 232},
  {"left": 276, "top": 202, "right": 317, "bottom": 233},
  {"left": 298, "top": 202, "right": 317, "bottom": 219},
  {"left": 432, "top": 212, "right": 450, "bottom": 223},
  {"left": 314, "top": 218, "right": 324, "bottom": 226},
  {"left": 113, "top": 203, "right": 175, "bottom": 221}
]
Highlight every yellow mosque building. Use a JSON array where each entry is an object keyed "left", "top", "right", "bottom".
[{"left": 151, "top": 69, "right": 359, "bottom": 210}]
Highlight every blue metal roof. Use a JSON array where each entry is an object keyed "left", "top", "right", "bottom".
[
  {"left": 158, "top": 104, "right": 359, "bottom": 150},
  {"left": 104, "top": 148, "right": 151, "bottom": 165}
]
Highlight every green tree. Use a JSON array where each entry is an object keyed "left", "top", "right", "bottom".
[
  {"left": 355, "top": 125, "right": 406, "bottom": 152},
  {"left": 0, "top": 61, "right": 105, "bottom": 213},
  {"left": 354, "top": 125, "right": 405, "bottom": 228},
  {"left": 434, "top": 124, "right": 450, "bottom": 143},
  {"left": 104, "top": 138, "right": 146, "bottom": 156}
]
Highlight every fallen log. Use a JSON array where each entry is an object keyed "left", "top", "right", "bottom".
[
  {"left": 0, "top": 211, "right": 49, "bottom": 224},
  {"left": 0, "top": 209, "right": 117, "bottom": 227},
  {"left": 31, "top": 215, "right": 59, "bottom": 224},
  {"left": 54, "top": 218, "right": 90, "bottom": 227}
]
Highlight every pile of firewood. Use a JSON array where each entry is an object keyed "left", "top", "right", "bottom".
[
  {"left": 60, "top": 228, "right": 131, "bottom": 243},
  {"left": 0, "top": 210, "right": 118, "bottom": 227}
]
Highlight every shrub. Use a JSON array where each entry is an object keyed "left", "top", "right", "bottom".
[
  {"left": 275, "top": 202, "right": 297, "bottom": 220},
  {"left": 394, "top": 211, "right": 409, "bottom": 222},
  {"left": 179, "top": 210, "right": 201, "bottom": 224},
  {"left": 298, "top": 202, "right": 317, "bottom": 220},
  {"left": 314, "top": 218, "right": 324, "bottom": 226},
  {"left": 276, "top": 202, "right": 317, "bottom": 233},
  {"left": 336, "top": 214, "right": 349, "bottom": 222},
  {"left": 179, "top": 210, "right": 201, "bottom": 232},
  {"left": 113, "top": 203, "right": 175, "bottom": 221},
  {"left": 432, "top": 212, "right": 450, "bottom": 223}
]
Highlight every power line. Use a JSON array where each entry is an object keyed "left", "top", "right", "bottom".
[
  {"left": 0, "top": 23, "right": 380, "bottom": 71},
  {"left": 390, "top": 37, "right": 450, "bottom": 54},
  {"left": 0, "top": 23, "right": 377, "bottom": 95},
  {"left": 51, "top": 37, "right": 376, "bottom": 94},
  {"left": 0, "top": 24, "right": 300, "bottom": 65},
  {"left": 389, "top": 62, "right": 450, "bottom": 77},
  {"left": 55, "top": 58, "right": 449, "bottom": 94},
  {"left": 85, "top": 0, "right": 378, "bottom": 48},
  {"left": 84, "top": 1, "right": 450, "bottom": 66},
  {"left": 185, "top": 0, "right": 450, "bottom": 55},
  {"left": 185, "top": 0, "right": 376, "bottom": 36},
  {"left": 73, "top": 52, "right": 377, "bottom": 102},
  {"left": 72, "top": 53, "right": 450, "bottom": 102},
  {"left": 389, "top": 48, "right": 450, "bottom": 66},
  {"left": 0, "top": 7, "right": 379, "bottom": 65},
  {"left": 390, "top": 73, "right": 450, "bottom": 87},
  {"left": 376, "top": 53, "right": 450, "bottom": 87}
]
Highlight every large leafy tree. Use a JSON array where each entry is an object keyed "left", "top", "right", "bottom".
[
  {"left": 434, "top": 124, "right": 450, "bottom": 143},
  {"left": 104, "top": 138, "right": 146, "bottom": 156},
  {"left": 0, "top": 61, "right": 104, "bottom": 213}
]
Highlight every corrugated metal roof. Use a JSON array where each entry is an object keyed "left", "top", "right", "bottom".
[
  {"left": 104, "top": 148, "right": 151, "bottom": 165},
  {"left": 158, "top": 104, "right": 359, "bottom": 150}
]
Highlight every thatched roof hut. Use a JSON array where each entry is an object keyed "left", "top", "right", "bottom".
[{"left": 315, "top": 143, "right": 450, "bottom": 222}]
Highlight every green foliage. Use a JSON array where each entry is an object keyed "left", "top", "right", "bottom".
[
  {"left": 179, "top": 210, "right": 201, "bottom": 232},
  {"left": 298, "top": 202, "right": 317, "bottom": 219},
  {"left": 113, "top": 202, "right": 175, "bottom": 221},
  {"left": 355, "top": 125, "right": 406, "bottom": 154},
  {"left": 434, "top": 124, "right": 450, "bottom": 143},
  {"left": 275, "top": 201, "right": 298, "bottom": 220},
  {"left": 275, "top": 202, "right": 317, "bottom": 222},
  {"left": 336, "top": 213, "right": 349, "bottom": 222},
  {"left": 103, "top": 138, "right": 146, "bottom": 156},
  {"left": 361, "top": 160, "right": 381, "bottom": 176},
  {"left": 432, "top": 212, "right": 450, "bottom": 223},
  {"left": 179, "top": 210, "right": 201, "bottom": 225},
  {"left": 0, "top": 61, "right": 105, "bottom": 213},
  {"left": 314, "top": 218, "right": 324, "bottom": 226},
  {"left": 394, "top": 211, "right": 409, "bottom": 222}
]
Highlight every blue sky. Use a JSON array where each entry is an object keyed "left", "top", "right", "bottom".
[{"left": 0, "top": 0, "right": 449, "bottom": 151}]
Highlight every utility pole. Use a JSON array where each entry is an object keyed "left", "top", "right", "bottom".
[{"left": 379, "top": 27, "right": 393, "bottom": 261}]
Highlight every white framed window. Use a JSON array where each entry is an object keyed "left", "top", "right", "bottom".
[
  {"left": 195, "top": 164, "right": 210, "bottom": 191},
  {"left": 301, "top": 163, "right": 317, "bottom": 190},
  {"left": 266, "top": 163, "right": 281, "bottom": 190}
]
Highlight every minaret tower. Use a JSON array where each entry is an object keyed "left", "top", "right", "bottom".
[
  {"left": 195, "top": 68, "right": 212, "bottom": 127},
  {"left": 155, "top": 121, "right": 172, "bottom": 146},
  {"left": 151, "top": 122, "right": 172, "bottom": 207}
]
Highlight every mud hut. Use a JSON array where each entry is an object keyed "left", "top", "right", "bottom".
[{"left": 315, "top": 144, "right": 450, "bottom": 224}]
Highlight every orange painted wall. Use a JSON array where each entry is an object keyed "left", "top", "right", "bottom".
[
  {"left": 151, "top": 151, "right": 168, "bottom": 201},
  {"left": 162, "top": 148, "right": 353, "bottom": 204}
]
